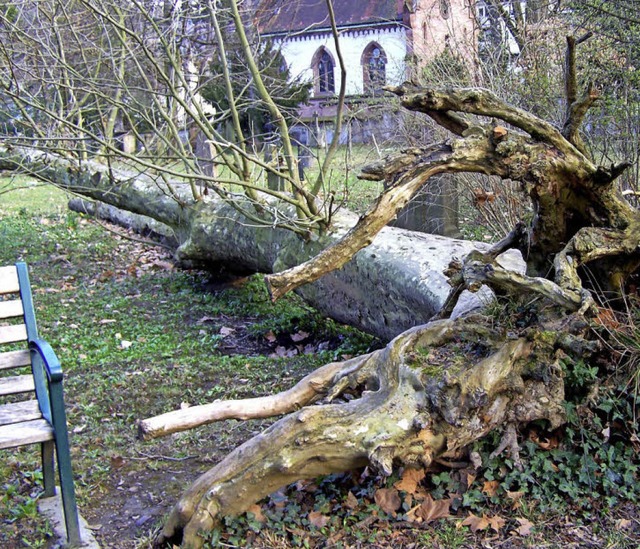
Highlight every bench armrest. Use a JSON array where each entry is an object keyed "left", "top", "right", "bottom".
[{"left": 29, "top": 338, "right": 63, "bottom": 383}]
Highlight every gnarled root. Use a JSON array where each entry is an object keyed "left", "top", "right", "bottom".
[{"left": 156, "top": 318, "right": 569, "bottom": 548}]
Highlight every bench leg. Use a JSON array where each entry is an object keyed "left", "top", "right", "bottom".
[
  {"left": 55, "top": 437, "right": 81, "bottom": 546},
  {"left": 48, "top": 382, "right": 81, "bottom": 546},
  {"left": 41, "top": 441, "right": 55, "bottom": 498}
]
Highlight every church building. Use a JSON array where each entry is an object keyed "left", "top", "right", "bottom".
[{"left": 254, "top": 0, "right": 477, "bottom": 143}]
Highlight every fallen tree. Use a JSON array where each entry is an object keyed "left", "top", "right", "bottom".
[
  {"left": 1, "top": 33, "right": 639, "bottom": 548},
  {"left": 0, "top": 147, "right": 490, "bottom": 341}
]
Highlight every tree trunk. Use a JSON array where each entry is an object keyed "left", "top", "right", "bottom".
[{"left": 0, "top": 146, "right": 492, "bottom": 341}]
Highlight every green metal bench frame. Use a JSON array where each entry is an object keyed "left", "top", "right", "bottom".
[{"left": 0, "top": 262, "right": 80, "bottom": 545}]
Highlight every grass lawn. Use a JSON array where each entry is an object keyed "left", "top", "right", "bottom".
[{"left": 0, "top": 179, "right": 639, "bottom": 548}]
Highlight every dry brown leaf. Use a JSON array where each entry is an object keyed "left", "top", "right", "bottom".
[
  {"left": 465, "top": 472, "right": 477, "bottom": 488},
  {"left": 374, "top": 488, "right": 401, "bottom": 515},
  {"left": 594, "top": 306, "right": 621, "bottom": 330},
  {"left": 616, "top": 518, "right": 633, "bottom": 530},
  {"left": 513, "top": 517, "right": 534, "bottom": 536},
  {"left": 308, "top": 510, "right": 330, "bottom": 529},
  {"left": 414, "top": 495, "right": 451, "bottom": 523},
  {"left": 295, "top": 479, "right": 318, "bottom": 492},
  {"left": 394, "top": 468, "right": 426, "bottom": 495},
  {"left": 219, "top": 326, "right": 235, "bottom": 337},
  {"left": 196, "top": 316, "right": 216, "bottom": 324},
  {"left": 274, "top": 346, "right": 287, "bottom": 357},
  {"left": 264, "top": 330, "right": 277, "bottom": 343},
  {"left": 482, "top": 480, "right": 500, "bottom": 498},
  {"left": 246, "top": 504, "right": 265, "bottom": 523},
  {"left": 290, "top": 330, "right": 310, "bottom": 342},
  {"left": 345, "top": 491, "right": 359, "bottom": 509},
  {"left": 462, "top": 513, "right": 490, "bottom": 533},
  {"left": 488, "top": 514, "right": 506, "bottom": 532},
  {"left": 110, "top": 455, "right": 126, "bottom": 469},
  {"left": 506, "top": 490, "right": 525, "bottom": 509}
]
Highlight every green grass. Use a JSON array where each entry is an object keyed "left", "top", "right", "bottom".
[
  {"left": 0, "top": 180, "right": 376, "bottom": 547},
  {"left": 0, "top": 176, "right": 71, "bottom": 216}
]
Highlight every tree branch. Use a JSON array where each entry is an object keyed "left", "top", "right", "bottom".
[
  {"left": 138, "top": 354, "right": 371, "bottom": 439},
  {"left": 562, "top": 34, "right": 597, "bottom": 156},
  {"left": 387, "top": 85, "right": 585, "bottom": 158}
]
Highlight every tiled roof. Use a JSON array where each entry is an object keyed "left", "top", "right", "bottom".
[{"left": 255, "top": 0, "right": 405, "bottom": 35}]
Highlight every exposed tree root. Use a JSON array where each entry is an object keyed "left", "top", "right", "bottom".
[
  {"left": 138, "top": 355, "right": 373, "bottom": 439},
  {"left": 154, "top": 317, "right": 569, "bottom": 548}
]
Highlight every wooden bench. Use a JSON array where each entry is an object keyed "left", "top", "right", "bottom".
[{"left": 0, "top": 262, "right": 81, "bottom": 546}]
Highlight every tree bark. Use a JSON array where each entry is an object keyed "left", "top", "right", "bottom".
[{"left": 0, "top": 146, "right": 490, "bottom": 341}]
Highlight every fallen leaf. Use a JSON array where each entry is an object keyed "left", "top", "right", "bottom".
[
  {"left": 513, "top": 517, "right": 534, "bottom": 536},
  {"left": 246, "top": 504, "right": 265, "bottom": 523},
  {"left": 469, "top": 451, "right": 482, "bottom": 469},
  {"left": 196, "top": 316, "right": 216, "bottom": 324},
  {"left": 151, "top": 260, "right": 173, "bottom": 270},
  {"left": 482, "top": 480, "right": 500, "bottom": 498},
  {"left": 488, "top": 514, "right": 506, "bottom": 532},
  {"left": 295, "top": 479, "right": 318, "bottom": 492},
  {"left": 616, "top": 518, "right": 633, "bottom": 530},
  {"left": 506, "top": 490, "right": 525, "bottom": 509},
  {"left": 345, "top": 491, "right": 359, "bottom": 509},
  {"left": 308, "top": 510, "right": 330, "bottom": 529},
  {"left": 413, "top": 495, "right": 451, "bottom": 523},
  {"left": 374, "top": 488, "right": 401, "bottom": 515},
  {"left": 465, "top": 472, "right": 477, "bottom": 488},
  {"left": 120, "top": 340, "right": 132, "bottom": 349},
  {"left": 264, "top": 330, "right": 277, "bottom": 343},
  {"left": 99, "top": 319, "right": 117, "bottom": 325},
  {"left": 110, "top": 455, "right": 126, "bottom": 469},
  {"left": 219, "top": 326, "right": 235, "bottom": 337},
  {"left": 594, "top": 306, "right": 620, "bottom": 330},
  {"left": 462, "top": 513, "right": 490, "bottom": 533},
  {"left": 290, "top": 330, "right": 309, "bottom": 342},
  {"left": 394, "top": 468, "right": 426, "bottom": 495}
]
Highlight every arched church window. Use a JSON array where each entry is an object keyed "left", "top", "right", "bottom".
[
  {"left": 362, "top": 43, "right": 387, "bottom": 95},
  {"left": 312, "top": 48, "right": 335, "bottom": 95}
]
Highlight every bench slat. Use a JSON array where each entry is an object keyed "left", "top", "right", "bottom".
[
  {"left": 0, "top": 400, "right": 42, "bottom": 427},
  {"left": 0, "top": 350, "right": 31, "bottom": 370},
  {"left": 0, "top": 324, "right": 27, "bottom": 344},
  {"left": 0, "top": 266, "right": 19, "bottom": 295},
  {"left": 0, "top": 375, "right": 35, "bottom": 396},
  {"left": 0, "top": 299, "right": 24, "bottom": 320},
  {"left": 0, "top": 418, "right": 53, "bottom": 449}
]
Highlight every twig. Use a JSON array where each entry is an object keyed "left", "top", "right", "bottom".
[{"left": 133, "top": 450, "right": 197, "bottom": 462}]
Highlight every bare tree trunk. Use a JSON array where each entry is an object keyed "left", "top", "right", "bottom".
[{"left": 0, "top": 146, "right": 489, "bottom": 341}]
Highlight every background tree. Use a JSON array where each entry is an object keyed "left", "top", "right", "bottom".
[
  {"left": 0, "top": 0, "right": 343, "bottom": 235},
  {"left": 201, "top": 36, "right": 311, "bottom": 141}
]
